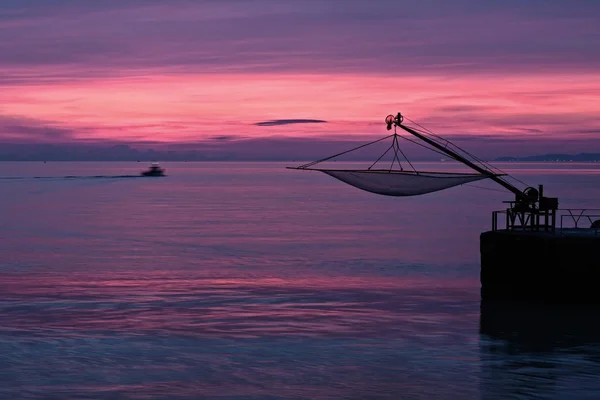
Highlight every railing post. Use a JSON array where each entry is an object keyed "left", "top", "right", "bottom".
[{"left": 489, "top": 208, "right": 600, "bottom": 234}]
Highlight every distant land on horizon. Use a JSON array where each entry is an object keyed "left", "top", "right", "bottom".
[
  {"left": 2, "top": 141, "right": 600, "bottom": 163},
  {"left": 495, "top": 153, "right": 600, "bottom": 162},
  {"left": 0, "top": 141, "right": 441, "bottom": 162}
]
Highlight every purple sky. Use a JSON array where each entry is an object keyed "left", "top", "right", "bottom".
[{"left": 1, "top": 0, "right": 599, "bottom": 160}]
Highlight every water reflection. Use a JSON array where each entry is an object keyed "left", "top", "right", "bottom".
[
  {"left": 0, "top": 271, "right": 481, "bottom": 399},
  {"left": 479, "top": 301, "right": 600, "bottom": 399},
  {"left": 2, "top": 162, "right": 600, "bottom": 398}
]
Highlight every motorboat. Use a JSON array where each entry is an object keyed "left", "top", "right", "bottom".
[{"left": 141, "top": 163, "right": 165, "bottom": 177}]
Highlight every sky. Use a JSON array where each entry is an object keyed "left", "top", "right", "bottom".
[{"left": 1, "top": 0, "right": 599, "bottom": 160}]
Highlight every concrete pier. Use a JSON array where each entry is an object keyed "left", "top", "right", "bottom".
[{"left": 480, "top": 229, "right": 600, "bottom": 303}]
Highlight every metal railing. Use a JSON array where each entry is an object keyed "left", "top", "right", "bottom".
[
  {"left": 492, "top": 208, "right": 600, "bottom": 235},
  {"left": 559, "top": 209, "right": 600, "bottom": 235},
  {"left": 491, "top": 207, "right": 556, "bottom": 232}
]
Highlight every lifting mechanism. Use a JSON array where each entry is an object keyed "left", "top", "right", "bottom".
[
  {"left": 385, "top": 112, "right": 560, "bottom": 232},
  {"left": 289, "top": 112, "right": 560, "bottom": 232}
]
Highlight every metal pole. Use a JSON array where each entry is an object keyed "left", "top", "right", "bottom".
[{"left": 396, "top": 122, "right": 525, "bottom": 200}]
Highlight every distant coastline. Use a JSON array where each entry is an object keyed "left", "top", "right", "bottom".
[
  {"left": 494, "top": 153, "right": 600, "bottom": 162},
  {"left": 2, "top": 143, "right": 600, "bottom": 163}
]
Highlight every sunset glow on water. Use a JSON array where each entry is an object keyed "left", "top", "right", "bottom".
[{"left": 1, "top": 162, "right": 600, "bottom": 398}]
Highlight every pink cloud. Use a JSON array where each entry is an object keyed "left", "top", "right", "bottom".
[
  {"left": 1, "top": 72, "right": 599, "bottom": 144},
  {"left": 1, "top": 1, "right": 599, "bottom": 158}
]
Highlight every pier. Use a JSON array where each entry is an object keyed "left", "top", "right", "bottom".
[
  {"left": 291, "top": 112, "right": 600, "bottom": 304},
  {"left": 481, "top": 203, "right": 600, "bottom": 303}
]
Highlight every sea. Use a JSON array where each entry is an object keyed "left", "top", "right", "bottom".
[{"left": 1, "top": 161, "right": 600, "bottom": 400}]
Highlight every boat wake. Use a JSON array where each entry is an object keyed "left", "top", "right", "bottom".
[{"left": 0, "top": 175, "right": 146, "bottom": 180}]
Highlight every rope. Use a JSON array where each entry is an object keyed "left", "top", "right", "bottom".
[
  {"left": 299, "top": 130, "right": 416, "bottom": 173},
  {"left": 465, "top": 183, "right": 507, "bottom": 193},
  {"left": 368, "top": 144, "right": 393, "bottom": 170},
  {"left": 390, "top": 145, "right": 402, "bottom": 171},
  {"left": 297, "top": 114, "right": 533, "bottom": 196},
  {"left": 298, "top": 134, "right": 394, "bottom": 169},
  {"left": 403, "top": 117, "right": 530, "bottom": 188},
  {"left": 389, "top": 133, "right": 402, "bottom": 171},
  {"left": 406, "top": 118, "right": 497, "bottom": 165},
  {"left": 404, "top": 117, "right": 529, "bottom": 187},
  {"left": 396, "top": 133, "right": 455, "bottom": 160},
  {"left": 393, "top": 132, "right": 417, "bottom": 173}
]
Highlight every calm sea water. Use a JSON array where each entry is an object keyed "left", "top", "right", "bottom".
[{"left": 1, "top": 161, "right": 600, "bottom": 399}]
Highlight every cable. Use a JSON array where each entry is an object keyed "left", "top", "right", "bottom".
[
  {"left": 393, "top": 131, "right": 417, "bottom": 173},
  {"left": 368, "top": 144, "right": 394, "bottom": 170},
  {"left": 403, "top": 117, "right": 531, "bottom": 188},
  {"left": 298, "top": 134, "right": 394, "bottom": 169},
  {"left": 396, "top": 134, "right": 457, "bottom": 160},
  {"left": 465, "top": 183, "right": 508, "bottom": 193},
  {"left": 405, "top": 117, "right": 529, "bottom": 186}
]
